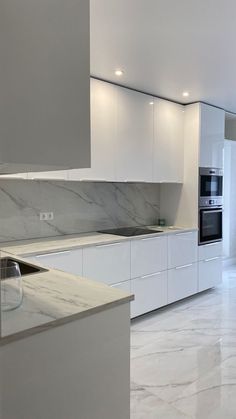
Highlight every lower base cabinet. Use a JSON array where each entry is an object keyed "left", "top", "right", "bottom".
[
  {"left": 27, "top": 250, "right": 83, "bottom": 276},
  {"left": 130, "top": 271, "right": 168, "bottom": 318},
  {"left": 111, "top": 280, "right": 131, "bottom": 293},
  {"left": 168, "top": 263, "right": 198, "bottom": 304},
  {"left": 198, "top": 257, "right": 222, "bottom": 292}
]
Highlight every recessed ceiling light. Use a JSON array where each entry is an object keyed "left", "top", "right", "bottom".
[
  {"left": 149, "top": 101, "right": 154, "bottom": 105},
  {"left": 115, "top": 69, "right": 124, "bottom": 76},
  {"left": 182, "top": 91, "right": 189, "bottom": 97}
]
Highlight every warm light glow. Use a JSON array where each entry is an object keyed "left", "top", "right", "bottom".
[
  {"left": 182, "top": 91, "right": 189, "bottom": 97},
  {"left": 115, "top": 69, "right": 124, "bottom": 76},
  {"left": 149, "top": 101, "right": 154, "bottom": 105}
]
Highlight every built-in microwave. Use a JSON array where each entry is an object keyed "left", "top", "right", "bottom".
[{"left": 199, "top": 167, "right": 223, "bottom": 207}]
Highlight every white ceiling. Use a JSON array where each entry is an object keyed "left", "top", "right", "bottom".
[{"left": 90, "top": 0, "right": 236, "bottom": 113}]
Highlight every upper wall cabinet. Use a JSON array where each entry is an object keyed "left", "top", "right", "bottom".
[
  {"left": 68, "top": 79, "right": 117, "bottom": 181},
  {"left": 199, "top": 104, "right": 225, "bottom": 169},
  {"left": 0, "top": 0, "right": 90, "bottom": 174},
  {"left": 153, "top": 99, "right": 184, "bottom": 183},
  {"left": 115, "top": 87, "right": 154, "bottom": 182}
]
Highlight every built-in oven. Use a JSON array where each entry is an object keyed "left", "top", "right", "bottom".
[
  {"left": 199, "top": 207, "right": 223, "bottom": 245},
  {"left": 199, "top": 167, "right": 223, "bottom": 207}
]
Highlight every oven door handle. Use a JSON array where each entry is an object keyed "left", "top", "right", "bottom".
[{"left": 201, "top": 209, "right": 222, "bottom": 214}]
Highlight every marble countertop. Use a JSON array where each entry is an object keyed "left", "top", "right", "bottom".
[
  {"left": 0, "top": 225, "right": 197, "bottom": 345},
  {"left": 1, "top": 226, "right": 198, "bottom": 257},
  {"left": 0, "top": 250, "right": 133, "bottom": 345}
]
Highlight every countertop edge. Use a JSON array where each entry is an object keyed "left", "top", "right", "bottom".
[{"left": 0, "top": 294, "right": 134, "bottom": 346}]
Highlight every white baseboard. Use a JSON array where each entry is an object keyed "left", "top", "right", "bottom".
[{"left": 223, "top": 257, "right": 236, "bottom": 268}]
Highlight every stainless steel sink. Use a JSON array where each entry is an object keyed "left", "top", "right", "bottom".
[{"left": 0, "top": 257, "right": 48, "bottom": 278}]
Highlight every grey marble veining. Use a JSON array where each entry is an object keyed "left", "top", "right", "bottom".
[
  {"left": 130, "top": 266, "right": 236, "bottom": 418},
  {"left": 0, "top": 251, "right": 133, "bottom": 344},
  {"left": 0, "top": 180, "right": 160, "bottom": 242}
]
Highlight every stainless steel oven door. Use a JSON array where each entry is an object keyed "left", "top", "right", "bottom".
[{"left": 199, "top": 208, "right": 223, "bottom": 245}]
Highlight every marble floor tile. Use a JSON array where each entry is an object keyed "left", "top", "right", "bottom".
[
  {"left": 131, "top": 383, "right": 190, "bottom": 419},
  {"left": 130, "top": 266, "right": 236, "bottom": 418}
]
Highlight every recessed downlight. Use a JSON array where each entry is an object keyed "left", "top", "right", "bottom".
[
  {"left": 182, "top": 91, "right": 189, "bottom": 97},
  {"left": 149, "top": 101, "right": 154, "bottom": 105},
  {"left": 115, "top": 69, "right": 124, "bottom": 76}
]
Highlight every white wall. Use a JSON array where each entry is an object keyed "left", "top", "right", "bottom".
[
  {"left": 223, "top": 140, "right": 236, "bottom": 260},
  {"left": 160, "top": 103, "right": 200, "bottom": 228}
]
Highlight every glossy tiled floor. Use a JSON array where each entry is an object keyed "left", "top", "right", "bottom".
[{"left": 130, "top": 266, "right": 236, "bottom": 418}]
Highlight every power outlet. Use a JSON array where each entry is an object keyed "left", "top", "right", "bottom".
[{"left": 40, "top": 212, "right": 54, "bottom": 221}]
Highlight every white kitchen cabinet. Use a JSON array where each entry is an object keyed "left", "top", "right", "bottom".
[
  {"left": 168, "top": 230, "right": 198, "bottom": 269},
  {"left": 115, "top": 87, "right": 154, "bottom": 182},
  {"left": 131, "top": 235, "right": 167, "bottom": 278},
  {"left": 131, "top": 271, "right": 168, "bottom": 318},
  {"left": 153, "top": 99, "right": 184, "bottom": 182},
  {"left": 111, "top": 280, "right": 131, "bottom": 293},
  {"left": 68, "top": 79, "right": 117, "bottom": 181},
  {"left": 26, "top": 249, "right": 83, "bottom": 276},
  {"left": 0, "top": 0, "right": 90, "bottom": 174},
  {"left": 168, "top": 263, "right": 198, "bottom": 304},
  {"left": 199, "top": 104, "right": 225, "bottom": 169},
  {"left": 83, "top": 241, "right": 130, "bottom": 285},
  {"left": 198, "top": 242, "right": 222, "bottom": 261},
  {"left": 198, "top": 257, "right": 222, "bottom": 292}
]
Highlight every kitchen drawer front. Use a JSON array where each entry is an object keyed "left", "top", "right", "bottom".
[
  {"left": 198, "top": 242, "right": 222, "bottom": 261},
  {"left": 130, "top": 271, "right": 168, "bottom": 318},
  {"left": 198, "top": 257, "right": 222, "bottom": 292},
  {"left": 168, "top": 231, "right": 198, "bottom": 269},
  {"left": 131, "top": 236, "right": 168, "bottom": 278},
  {"left": 168, "top": 263, "right": 198, "bottom": 304},
  {"left": 83, "top": 241, "right": 130, "bottom": 285},
  {"left": 110, "top": 280, "right": 131, "bottom": 293},
  {"left": 27, "top": 249, "right": 83, "bottom": 276}
]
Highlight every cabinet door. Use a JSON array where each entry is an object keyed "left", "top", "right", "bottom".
[
  {"left": 68, "top": 79, "right": 117, "bottom": 181},
  {"left": 200, "top": 104, "right": 225, "bottom": 169},
  {"left": 83, "top": 241, "right": 130, "bottom": 285},
  {"left": 198, "top": 242, "right": 222, "bottom": 261},
  {"left": 131, "top": 271, "right": 168, "bottom": 318},
  {"left": 168, "top": 231, "right": 198, "bottom": 269},
  {"left": 0, "top": 0, "right": 90, "bottom": 171},
  {"left": 153, "top": 99, "right": 184, "bottom": 182},
  {"left": 110, "top": 280, "right": 131, "bottom": 293},
  {"left": 131, "top": 236, "right": 167, "bottom": 278},
  {"left": 27, "top": 249, "right": 83, "bottom": 276},
  {"left": 198, "top": 257, "right": 222, "bottom": 292},
  {"left": 168, "top": 263, "right": 198, "bottom": 304},
  {"left": 115, "top": 87, "right": 154, "bottom": 182}
]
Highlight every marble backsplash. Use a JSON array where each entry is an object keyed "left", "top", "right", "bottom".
[{"left": 0, "top": 180, "right": 160, "bottom": 242}]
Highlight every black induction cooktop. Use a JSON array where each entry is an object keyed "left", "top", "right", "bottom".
[{"left": 98, "top": 227, "right": 163, "bottom": 237}]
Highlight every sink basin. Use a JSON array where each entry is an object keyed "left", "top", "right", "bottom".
[{"left": 0, "top": 257, "right": 48, "bottom": 278}]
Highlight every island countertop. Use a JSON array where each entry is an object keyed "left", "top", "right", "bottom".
[{"left": 0, "top": 250, "right": 133, "bottom": 345}]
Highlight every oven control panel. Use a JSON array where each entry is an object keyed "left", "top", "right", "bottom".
[{"left": 199, "top": 197, "right": 223, "bottom": 208}]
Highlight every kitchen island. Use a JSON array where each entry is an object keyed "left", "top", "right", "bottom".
[{"left": 0, "top": 250, "right": 133, "bottom": 419}]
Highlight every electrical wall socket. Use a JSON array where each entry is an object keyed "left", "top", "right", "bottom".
[{"left": 40, "top": 212, "right": 54, "bottom": 221}]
